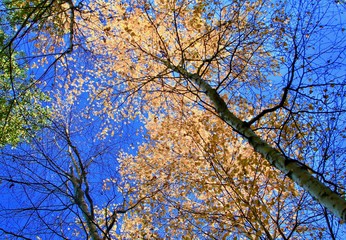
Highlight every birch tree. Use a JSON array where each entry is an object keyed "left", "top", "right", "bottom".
[
  {"left": 79, "top": 0, "right": 346, "bottom": 222},
  {"left": 0, "top": 70, "right": 144, "bottom": 239},
  {"left": 1, "top": 0, "right": 346, "bottom": 238}
]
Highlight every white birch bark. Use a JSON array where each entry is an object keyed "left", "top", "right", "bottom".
[
  {"left": 167, "top": 62, "right": 346, "bottom": 221},
  {"left": 71, "top": 174, "right": 102, "bottom": 240}
]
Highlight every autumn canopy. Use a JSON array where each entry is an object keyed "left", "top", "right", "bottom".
[{"left": 0, "top": 0, "right": 346, "bottom": 239}]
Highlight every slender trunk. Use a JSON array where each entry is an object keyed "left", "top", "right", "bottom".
[
  {"left": 168, "top": 63, "right": 346, "bottom": 221},
  {"left": 71, "top": 175, "right": 102, "bottom": 240}
]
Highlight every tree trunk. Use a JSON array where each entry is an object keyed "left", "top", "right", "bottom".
[{"left": 168, "top": 62, "right": 346, "bottom": 221}]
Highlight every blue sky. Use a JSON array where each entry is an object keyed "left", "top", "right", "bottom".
[{"left": 1, "top": 0, "right": 346, "bottom": 239}]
